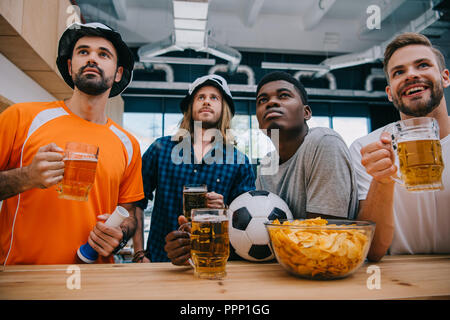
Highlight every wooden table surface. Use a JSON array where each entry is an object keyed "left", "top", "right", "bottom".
[{"left": 0, "top": 255, "right": 449, "bottom": 300}]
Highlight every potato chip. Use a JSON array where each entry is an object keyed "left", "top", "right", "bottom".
[
  {"left": 318, "top": 233, "right": 337, "bottom": 250},
  {"left": 267, "top": 217, "right": 372, "bottom": 279}
]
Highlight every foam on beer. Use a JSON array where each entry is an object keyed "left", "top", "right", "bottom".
[
  {"left": 193, "top": 214, "right": 228, "bottom": 222},
  {"left": 184, "top": 186, "right": 207, "bottom": 192}
]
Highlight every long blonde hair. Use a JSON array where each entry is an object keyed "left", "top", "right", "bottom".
[{"left": 177, "top": 98, "right": 235, "bottom": 145}]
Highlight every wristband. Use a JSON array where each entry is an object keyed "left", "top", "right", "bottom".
[
  {"left": 132, "top": 250, "right": 147, "bottom": 262},
  {"left": 112, "top": 230, "right": 129, "bottom": 255}
]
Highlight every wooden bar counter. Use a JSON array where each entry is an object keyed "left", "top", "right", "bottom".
[{"left": 0, "top": 255, "right": 449, "bottom": 300}]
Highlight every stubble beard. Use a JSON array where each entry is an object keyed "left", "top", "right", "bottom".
[
  {"left": 201, "top": 119, "right": 219, "bottom": 129},
  {"left": 392, "top": 79, "right": 444, "bottom": 117},
  {"left": 195, "top": 111, "right": 220, "bottom": 130},
  {"left": 73, "top": 64, "right": 115, "bottom": 96}
]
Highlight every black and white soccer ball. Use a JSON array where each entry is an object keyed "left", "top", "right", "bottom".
[{"left": 228, "top": 190, "right": 293, "bottom": 262}]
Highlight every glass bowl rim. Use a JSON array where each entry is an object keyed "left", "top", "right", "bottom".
[{"left": 264, "top": 219, "right": 375, "bottom": 230}]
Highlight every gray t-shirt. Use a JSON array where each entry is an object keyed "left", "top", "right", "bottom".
[{"left": 256, "top": 127, "right": 358, "bottom": 219}]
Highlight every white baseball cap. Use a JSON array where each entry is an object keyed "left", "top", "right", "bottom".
[{"left": 180, "top": 74, "right": 235, "bottom": 114}]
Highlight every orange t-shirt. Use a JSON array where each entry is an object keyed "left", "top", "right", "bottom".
[{"left": 0, "top": 101, "right": 144, "bottom": 265}]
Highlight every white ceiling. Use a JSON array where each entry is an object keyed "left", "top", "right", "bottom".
[{"left": 76, "top": 0, "right": 450, "bottom": 59}]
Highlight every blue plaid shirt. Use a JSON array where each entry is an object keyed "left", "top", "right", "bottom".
[{"left": 137, "top": 135, "right": 256, "bottom": 262}]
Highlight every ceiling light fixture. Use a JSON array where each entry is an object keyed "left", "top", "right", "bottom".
[
  {"left": 261, "top": 62, "right": 330, "bottom": 72},
  {"left": 138, "top": 56, "right": 216, "bottom": 65}
]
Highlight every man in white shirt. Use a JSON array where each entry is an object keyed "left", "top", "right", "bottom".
[{"left": 349, "top": 33, "right": 450, "bottom": 262}]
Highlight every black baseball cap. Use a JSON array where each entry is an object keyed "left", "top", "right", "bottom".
[{"left": 56, "top": 22, "right": 134, "bottom": 97}]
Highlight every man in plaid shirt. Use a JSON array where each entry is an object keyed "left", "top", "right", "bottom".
[{"left": 133, "top": 75, "right": 256, "bottom": 263}]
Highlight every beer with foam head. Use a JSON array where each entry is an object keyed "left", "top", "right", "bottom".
[
  {"left": 190, "top": 209, "right": 229, "bottom": 279},
  {"left": 57, "top": 142, "right": 99, "bottom": 201}
]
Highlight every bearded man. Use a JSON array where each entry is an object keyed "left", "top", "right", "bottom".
[
  {"left": 0, "top": 23, "right": 144, "bottom": 265},
  {"left": 349, "top": 32, "right": 450, "bottom": 261},
  {"left": 133, "top": 74, "right": 255, "bottom": 263}
]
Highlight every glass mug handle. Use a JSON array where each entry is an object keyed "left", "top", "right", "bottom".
[
  {"left": 55, "top": 148, "right": 67, "bottom": 194},
  {"left": 382, "top": 125, "right": 404, "bottom": 186},
  {"left": 389, "top": 135, "right": 404, "bottom": 185},
  {"left": 178, "top": 222, "right": 194, "bottom": 268}
]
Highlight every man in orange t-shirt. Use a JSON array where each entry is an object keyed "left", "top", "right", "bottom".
[{"left": 0, "top": 22, "right": 144, "bottom": 265}]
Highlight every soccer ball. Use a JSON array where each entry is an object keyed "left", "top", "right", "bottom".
[{"left": 228, "top": 190, "right": 293, "bottom": 262}]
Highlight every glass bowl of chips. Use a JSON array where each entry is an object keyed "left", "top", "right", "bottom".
[{"left": 265, "top": 217, "right": 375, "bottom": 280}]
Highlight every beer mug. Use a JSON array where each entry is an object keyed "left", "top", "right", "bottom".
[
  {"left": 387, "top": 117, "right": 444, "bottom": 192},
  {"left": 183, "top": 184, "right": 207, "bottom": 221},
  {"left": 57, "top": 142, "right": 99, "bottom": 201},
  {"left": 190, "top": 208, "right": 230, "bottom": 280}
]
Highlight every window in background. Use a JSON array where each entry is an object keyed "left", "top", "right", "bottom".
[
  {"left": 307, "top": 115, "right": 369, "bottom": 147},
  {"left": 123, "top": 112, "right": 166, "bottom": 249},
  {"left": 123, "top": 112, "right": 162, "bottom": 155},
  {"left": 164, "top": 113, "right": 183, "bottom": 136},
  {"left": 308, "top": 116, "right": 330, "bottom": 128},
  {"left": 332, "top": 117, "right": 369, "bottom": 147}
]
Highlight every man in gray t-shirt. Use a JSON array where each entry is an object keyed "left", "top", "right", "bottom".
[{"left": 255, "top": 72, "right": 358, "bottom": 219}]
